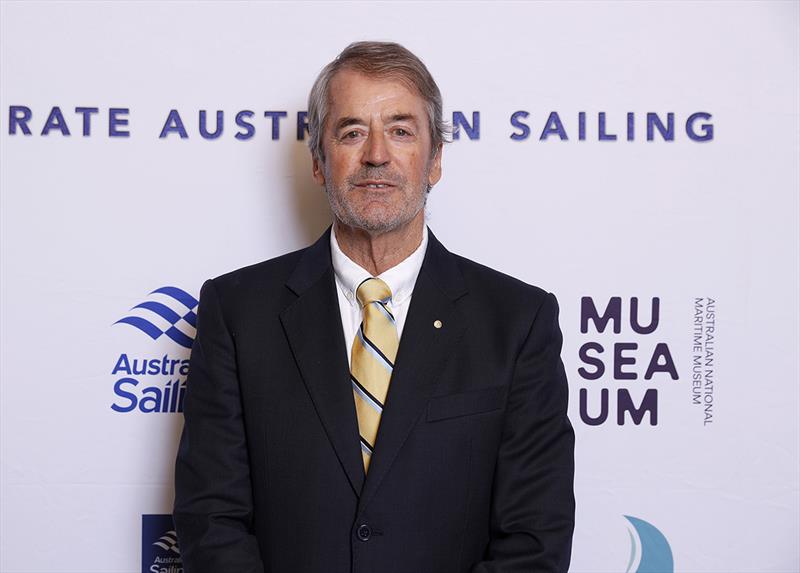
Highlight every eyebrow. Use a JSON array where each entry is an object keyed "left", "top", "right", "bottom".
[
  {"left": 334, "top": 117, "right": 365, "bottom": 132},
  {"left": 332, "top": 113, "right": 420, "bottom": 133},
  {"left": 387, "top": 113, "right": 419, "bottom": 125}
]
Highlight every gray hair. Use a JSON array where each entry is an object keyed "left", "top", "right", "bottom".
[{"left": 307, "top": 41, "right": 450, "bottom": 163}]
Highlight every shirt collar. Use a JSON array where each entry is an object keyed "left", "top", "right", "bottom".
[{"left": 330, "top": 225, "right": 428, "bottom": 308}]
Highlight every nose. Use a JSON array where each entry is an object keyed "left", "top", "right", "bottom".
[{"left": 362, "top": 129, "right": 390, "bottom": 167}]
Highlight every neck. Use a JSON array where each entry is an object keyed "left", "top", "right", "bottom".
[{"left": 333, "top": 213, "right": 425, "bottom": 276}]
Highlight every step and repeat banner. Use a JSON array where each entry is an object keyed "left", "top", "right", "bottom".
[{"left": 1, "top": 2, "right": 798, "bottom": 572}]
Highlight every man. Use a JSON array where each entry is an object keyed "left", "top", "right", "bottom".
[{"left": 173, "top": 41, "right": 574, "bottom": 573}]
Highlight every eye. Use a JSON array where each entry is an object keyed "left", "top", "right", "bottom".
[
  {"left": 394, "top": 128, "right": 410, "bottom": 137},
  {"left": 344, "top": 130, "right": 360, "bottom": 139}
]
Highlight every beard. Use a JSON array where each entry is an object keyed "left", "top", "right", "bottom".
[{"left": 324, "top": 164, "right": 429, "bottom": 234}]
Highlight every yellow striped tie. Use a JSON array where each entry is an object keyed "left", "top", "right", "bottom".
[{"left": 351, "top": 277, "right": 398, "bottom": 473}]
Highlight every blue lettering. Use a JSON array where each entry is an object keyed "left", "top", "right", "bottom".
[
  {"left": 539, "top": 111, "right": 568, "bottom": 141},
  {"left": 199, "top": 110, "right": 223, "bottom": 139},
  {"left": 111, "top": 378, "right": 138, "bottom": 413},
  {"left": 148, "top": 358, "right": 162, "bottom": 376},
  {"left": 627, "top": 112, "right": 635, "bottom": 141},
  {"left": 452, "top": 111, "right": 479, "bottom": 140},
  {"left": 509, "top": 110, "right": 530, "bottom": 141},
  {"left": 235, "top": 110, "right": 255, "bottom": 141},
  {"left": 111, "top": 353, "right": 132, "bottom": 375},
  {"left": 139, "top": 387, "right": 161, "bottom": 413},
  {"left": 160, "top": 109, "right": 188, "bottom": 139},
  {"left": 598, "top": 112, "right": 616, "bottom": 141},
  {"left": 296, "top": 111, "right": 308, "bottom": 140},
  {"left": 8, "top": 105, "right": 32, "bottom": 135},
  {"left": 647, "top": 112, "right": 674, "bottom": 141},
  {"left": 41, "top": 106, "right": 70, "bottom": 136},
  {"left": 75, "top": 107, "right": 98, "bottom": 136},
  {"left": 132, "top": 358, "right": 147, "bottom": 375},
  {"left": 111, "top": 377, "right": 186, "bottom": 414},
  {"left": 687, "top": 112, "right": 714, "bottom": 141},
  {"left": 264, "top": 111, "right": 287, "bottom": 140},
  {"left": 108, "top": 108, "right": 130, "bottom": 137},
  {"left": 578, "top": 111, "right": 586, "bottom": 141}
]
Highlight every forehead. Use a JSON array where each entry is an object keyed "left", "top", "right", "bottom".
[{"left": 327, "top": 69, "right": 427, "bottom": 120}]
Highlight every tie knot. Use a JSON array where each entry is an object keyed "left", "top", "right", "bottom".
[{"left": 356, "top": 277, "right": 392, "bottom": 307}]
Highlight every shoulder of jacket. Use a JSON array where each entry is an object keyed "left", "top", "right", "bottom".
[
  {"left": 450, "top": 252, "right": 553, "bottom": 308},
  {"left": 208, "top": 245, "right": 308, "bottom": 293}
]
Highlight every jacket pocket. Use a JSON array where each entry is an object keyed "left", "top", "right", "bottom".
[{"left": 426, "top": 386, "right": 507, "bottom": 422}]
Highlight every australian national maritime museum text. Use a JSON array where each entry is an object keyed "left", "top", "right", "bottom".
[{"left": 6, "top": 107, "right": 714, "bottom": 142}]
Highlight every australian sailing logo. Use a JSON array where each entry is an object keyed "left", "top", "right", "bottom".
[
  {"left": 111, "top": 286, "right": 196, "bottom": 413},
  {"left": 142, "top": 514, "right": 183, "bottom": 573}
]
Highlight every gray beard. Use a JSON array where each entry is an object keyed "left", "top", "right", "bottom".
[
  {"left": 324, "top": 165, "right": 430, "bottom": 234},
  {"left": 327, "top": 188, "right": 428, "bottom": 234}
]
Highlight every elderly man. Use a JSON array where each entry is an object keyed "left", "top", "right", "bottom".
[{"left": 173, "top": 41, "right": 575, "bottom": 573}]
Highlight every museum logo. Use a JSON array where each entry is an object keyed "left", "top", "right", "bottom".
[{"left": 577, "top": 297, "right": 679, "bottom": 426}]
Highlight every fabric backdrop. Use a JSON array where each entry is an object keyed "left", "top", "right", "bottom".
[{"left": 1, "top": 2, "right": 798, "bottom": 572}]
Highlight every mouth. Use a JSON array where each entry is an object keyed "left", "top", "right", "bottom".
[{"left": 354, "top": 180, "right": 396, "bottom": 189}]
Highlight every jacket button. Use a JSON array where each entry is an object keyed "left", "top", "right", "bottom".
[{"left": 356, "top": 523, "right": 371, "bottom": 541}]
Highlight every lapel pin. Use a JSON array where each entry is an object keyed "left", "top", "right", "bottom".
[{"left": 433, "top": 320, "right": 443, "bottom": 329}]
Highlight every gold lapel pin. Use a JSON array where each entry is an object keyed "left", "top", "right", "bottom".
[{"left": 433, "top": 320, "right": 443, "bottom": 329}]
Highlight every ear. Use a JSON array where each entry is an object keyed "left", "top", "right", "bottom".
[
  {"left": 427, "top": 143, "right": 443, "bottom": 188},
  {"left": 312, "top": 155, "right": 326, "bottom": 187}
]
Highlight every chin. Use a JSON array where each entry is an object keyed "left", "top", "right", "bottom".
[
  {"left": 348, "top": 211, "right": 410, "bottom": 234},
  {"left": 344, "top": 205, "right": 400, "bottom": 230},
  {"left": 351, "top": 218, "right": 403, "bottom": 234}
]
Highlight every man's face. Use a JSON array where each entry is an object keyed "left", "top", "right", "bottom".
[{"left": 312, "top": 69, "right": 442, "bottom": 234}]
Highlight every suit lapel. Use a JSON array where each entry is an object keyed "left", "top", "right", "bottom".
[
  {"left": 280, "top": 228, "right": 365, "bottom": 496},
  {"left": 358, "top": 228, "right": 469, "bottom": 513}
]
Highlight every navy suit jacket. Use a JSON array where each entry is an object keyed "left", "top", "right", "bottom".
[{"left": 173, "top": 227, "right": 575, "bottom": 573}]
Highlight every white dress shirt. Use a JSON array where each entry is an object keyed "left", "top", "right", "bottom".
[{"left": 330, "top": 226, "right": 428, "bottom": 366}]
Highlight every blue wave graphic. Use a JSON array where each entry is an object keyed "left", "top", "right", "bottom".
[
  {"left": 625, "top": 515, "right": 673, "bottom": 573},
  {"left": 134, "top": 300, "right": 182, "bottom": 324},
  {"left": 152, "top": 286, "right": 198, "bottom": 309},
  {"left": 115, "top": 286, "right": 198, "bottom": 348}
]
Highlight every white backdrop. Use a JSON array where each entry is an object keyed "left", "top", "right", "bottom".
[{"left": 1, "top": 2, "right": 798, "bottom": 572}]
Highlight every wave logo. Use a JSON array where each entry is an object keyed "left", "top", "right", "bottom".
[
  {"left": 153, "top": 530, "right": 180, "bottom": 555},
  {"left": 625, "top": 515, "right": 673, "bottom": 573},
  {"left": 116, "top": 286, "right": 198, "bottom": 349}
]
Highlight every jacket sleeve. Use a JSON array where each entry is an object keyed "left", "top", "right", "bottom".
[
  {"left": 173, "top": 278, "right": 265, "bottom": 573},
  {"left": 471, "top": 292, "right": 575, "bottom": 573}
]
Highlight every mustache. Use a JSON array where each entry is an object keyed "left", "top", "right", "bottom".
[{"left": 347, "top": 168, "right": 406, "bottom": 187}]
